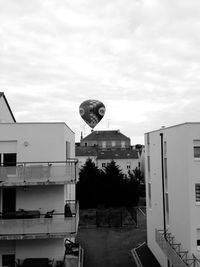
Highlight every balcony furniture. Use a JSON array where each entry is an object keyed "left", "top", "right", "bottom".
[
  {"left": 3, "top": 210, "right": 40, "bottom": 219},
  {"left": 64, "top": 204, "right": 72, "bottom": 217},
  {"left": 22, "top": 258, "right": 53, "bottom": 267}
]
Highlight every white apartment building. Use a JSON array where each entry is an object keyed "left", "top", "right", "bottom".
[
  {"left": 145, "top": 123, "right": 200, "bottom": 267},
  {"left": 0, "top": 122, "right": 80, "bottom": 267}
]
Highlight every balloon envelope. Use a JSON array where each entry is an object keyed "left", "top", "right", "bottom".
[{"left": 79, "top": 99, "right": 106, "bottom": 129}]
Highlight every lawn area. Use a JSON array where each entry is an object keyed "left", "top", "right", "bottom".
[{"left": 76, "top": 208, "right": 146, "bottom": 267}]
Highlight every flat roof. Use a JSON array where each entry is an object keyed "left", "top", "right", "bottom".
[
  {"left": 0, "top": 122, "right": 75, "bottom": 134},
  {"left": 145, "top": 122, "right": 200, "bottom": 135}
]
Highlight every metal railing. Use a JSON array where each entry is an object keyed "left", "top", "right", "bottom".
[
  {"left": 0, "top": 202, "right": 79, "bottom": 239},
  {"left": 0, "top": 161, "right": 78, "bottom": 184},
  {"left": 156, "top": 229, "right": 200, "bottom": 267}
]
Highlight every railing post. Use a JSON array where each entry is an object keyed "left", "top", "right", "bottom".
[{"left": 23, "top": 163, "right": 26, "bottom": 182}]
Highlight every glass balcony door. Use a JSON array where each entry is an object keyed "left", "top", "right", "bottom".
[{"left": 2, "top": 188, "right": 16, "bottom": 218}]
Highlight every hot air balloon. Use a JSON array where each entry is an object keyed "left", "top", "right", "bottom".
[{"left": 79, "top": 99, "right": 106, "bottom": 129}]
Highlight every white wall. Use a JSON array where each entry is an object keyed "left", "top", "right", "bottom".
[
  {"left": 63, "top": 124, "right": 75, "bottom": 158},
  {"left": 16, "top": 239, "right": 64, "bottom": 262},
  {"left": 0, "top": 123, "right": 74, "bottom": 162},
  {"left": 0, "top": 97, "right": 15, "bottom": 123},
  {"left": 16, "top": 185, "right": 64, "bottom": 214}
]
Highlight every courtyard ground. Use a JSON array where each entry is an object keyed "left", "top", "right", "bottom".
[{"left": 76, "top": 207, "right": 146, "bottom": 267}]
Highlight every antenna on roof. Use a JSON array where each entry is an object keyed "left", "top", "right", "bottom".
[
  {"left": 82, "top": 124, "right": 86, "bottom": 136},
  {"left": 107, "top": 119, "right": 111, "bottom": 129}
]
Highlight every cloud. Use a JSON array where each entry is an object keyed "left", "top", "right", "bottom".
[{"left": 1, "top": 0, "right": 200, "bottom": 144}]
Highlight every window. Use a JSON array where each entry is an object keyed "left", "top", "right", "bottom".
[
  {"left": 197, "top": 239, "right": 200, "bottom": 251},
  {"left": 194, "top": 147, "right": 200, "bottom": 158},
  {"left": 164, "top": 158, "right": 168, "bottom": 191},
  {"left": 165, "top": 192, "right": 169, "bottom": 225},
  {"left": 194, "top": 140, "right": 200, "bottom": 158},
  {"left": 195, "top": 184, "right": 200, "bottom": 202},
  {"left": 84, "top": 143, "right": 87, "bottom": 147},
  {"left": 3, "top": 153, "right": 17, "bottom": 175},
  {"left": 147, "top": 133, "right": 150, "bottom": 144},
  {"left": 197, "top": 229, "right": 200, "bottom": 250},
  {"left": 102, "top": 141, "right": 106, "bottom": 148},
  {"left": 164, "top": 141, "right": 167, "bottom": 157},
  {"left": 121, "top": 141, "right": 125, "bottom": 148},
  {"left": 148, "top": 183, "right": 152, "bottom": 208},
  {"left": 147, "top": 156, "right": 150, "bottom": 172},
  {"left": 127, "top": 163, "right": 131, "bottom": 169},
  {"left": 66, "top": 141, "right": 71, "bottom": 159},
  {"left": 102, "top": 163, "right": 106, "bottom": 168},
  {"left": 111, "top": 141, "right": 116, "bottom": 147}
]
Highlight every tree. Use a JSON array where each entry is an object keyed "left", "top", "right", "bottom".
[
  {"left": 102, "top": 160, "right": 125, "bottom": 207},
  {"left": 77, "top": 159, "right": 140, "bottom": 208},
  {"left": 132, "top": 167, "right": 144, "bottom": 184},
  {"left": 76, "top": 158, "right": 102, "bottom": 208}
]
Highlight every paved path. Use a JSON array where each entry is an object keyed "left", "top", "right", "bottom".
[{"left": 76, "top": 226, "right": 146, "bottom": 267}]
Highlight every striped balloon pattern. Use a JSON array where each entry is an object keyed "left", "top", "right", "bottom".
[{"left": 79, "top": 100, "right": 106, "bottom": 129}]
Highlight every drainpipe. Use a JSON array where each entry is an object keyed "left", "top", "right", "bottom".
[{"left": 160, "top": 133, "right": 167, "bottom": 239}]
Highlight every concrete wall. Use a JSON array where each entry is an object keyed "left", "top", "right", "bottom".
[
  {"left": 0, "top": 123, "right": 74, "bottom": 162},
  {"left": 0, "top": 97, "right": 15, "bottom": 123},
  {"left": 16, "top": 239, "right": 64, "bottom": 263},
  {"left": 16, "top": 185, "right": 64, "bottom": 214}
]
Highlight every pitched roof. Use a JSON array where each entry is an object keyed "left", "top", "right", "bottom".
[
  {"left": 81, "top": 130, "right": 130, "bottom": 142},
  {"left": 76, "top": 146, "right": 97, "bottom": 157},
  {"left": 0, "top": 92, "right": 16, "bottom": 122},
  {"left": 97, "top": 149, "right": 138, "bottom": 160}
]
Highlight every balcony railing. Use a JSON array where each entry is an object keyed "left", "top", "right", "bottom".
[
  {"left": 0, "top": 161, "right": 78, "bottom": 185},
  {"left": 156, "top": 229, "right": 200, "bottom": 267},
  {"left": 0, "top": 202, "right": 79, "bottom": 240}
]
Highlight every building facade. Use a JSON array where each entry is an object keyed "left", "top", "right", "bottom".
[
  {"left": 0, "top": 122, "right": 79, "bottom": 267},
  {"left": 96, "top": 149, "right": 139, "bottom": 174},
  {"left": 80, "top": 130, "right": 131, "bottom": 149},
  {"left": 76, "top": 130, "right": 140, "bottom": 174},
  {"left": 145, "top": 123, "right": 200, "bottom": 267}
]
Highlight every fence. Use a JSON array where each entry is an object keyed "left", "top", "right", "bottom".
[{"left": 79, "top": 206, "right": 146, "bottom": 228}]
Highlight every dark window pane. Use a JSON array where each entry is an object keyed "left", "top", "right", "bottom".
[{"left": 194, "top": 147, "right": 200, "bottom": 158}]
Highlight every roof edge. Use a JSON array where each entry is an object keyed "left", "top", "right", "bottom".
[{"left": 145, "top": 122, "right": 200, "bottom": 135}]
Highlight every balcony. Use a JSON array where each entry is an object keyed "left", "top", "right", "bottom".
[
  {"left": 0, "top": 160, "right": 78, "bottom": 186},
  {"left": 155, "top": 229, "right": 200, "bottom": 267},
  {"left": 0, "top": 202, "right": 79, "bottom": 240}
]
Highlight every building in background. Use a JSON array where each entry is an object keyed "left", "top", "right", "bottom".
[
  {"left": 76, "top": 130, "right": 140, "bottom": 174},
  {"left": 0, "top": 93, "right": 82, "bottom": 267},
  {"left": 80, "top": 130, "right": 131, "bottom": 149},
  {"left": 96, "top": 149, "right": 139, "bottom": 173},
  {"left": 145, "top": 123, "right": 200, "bottom": 267}
]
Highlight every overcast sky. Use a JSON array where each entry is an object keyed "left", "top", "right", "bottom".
[{"left": 1, "top": 0, "right": 200, "bottom": 144}]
